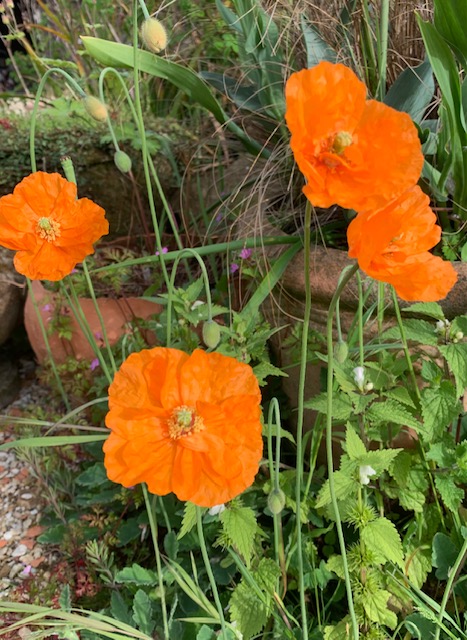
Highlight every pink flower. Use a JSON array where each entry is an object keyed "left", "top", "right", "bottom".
[
  {"left": 230, "top": 263, "right": 239, "bottom": 274},
  {"left": 90, "top": 358, "right": 100, "bottom": 371},
  {"left": 240, "top": 248, "right": 252, "bottom": 260},
  {"left": 155, "top": 247, "right": 169, "bottom": 256}
]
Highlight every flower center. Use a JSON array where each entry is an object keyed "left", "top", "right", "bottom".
[
  {"left": 331, "top": 131, "right": 353, "bottom": 154},
  {"left": 167, "top": 405, "right": 205, "bottom": 440},
  {"left": 36, "top": 217, "right": 61, "bottom": 242}
]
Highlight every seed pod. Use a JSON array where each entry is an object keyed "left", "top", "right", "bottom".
[
  {"left": 84, "top": 96, "right": 108, "bottom": 122},
  {"left": 202, "top": 320, "right": 221, "bottom": 349},
  {"left": 334, "top": 340, "right": 348, "bottom": 363},
  {"left": 140, "top": 18, "right": 168, "bottom": 53},
  {"left": 114, "top": 150, "right": 132, "bottom": 174},
  {"left": 267, "top": 488, "right": 286, "bottom": 515}
]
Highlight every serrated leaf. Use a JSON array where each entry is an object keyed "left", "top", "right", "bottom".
[
  {"left": 363, "top": 588, "right": 397, "bottom": 628},
  {"left": 439, "top": 343, "right": 467, "bottom": 397},
  {"left": 384, "top": 387, "right": 417, "bottom": 408},
  {"left": 253, "top": 361, "right": 287, "bottom": 385},
  {"left": 421, "top": 359, "right": 442, "bottom": 383},
  {"left": 115, "top": 563, "right": 158, "bottom": 585},
  {"left": 405, "top": 544, "right": 432, "bottom": 589},
  {"left": 315, "top": 460, "right": 359, "bottom": 510},
  {"left": 255, "top": 557, "right": 281, "bottom": 594},
  {"left": 432, "top": 532, "right": 460, "bottom": 580},
  {"left": 59, "top": 584, "right": 72, "bottom": 612},
  {"left": 382, "top": 319, "right": 438, "bottom": 345},
  {"left": 110, "top": 590, "right": 133, "bottom": 626},
  {"left": 132, "top": 589, "right": 155, "bottom": 636},
  {"left": 421, "top": 381, "right": 462, "bottom": 441},
  {"left": 76, "top": 462, "right": 110, "bottom": 487},
  {"left": 360, "top": 448, "right": 402, "bottom": 474},
  {"left": 196, "top": 625, "right": 216, "bottom": 640},
  {"left": 345, "top": 426, "right": 367, "bottom": 460},
  {"left": 361, "top": 517, "right": 404, "bottom": 568},
  {"left": 366, "top": 398, "right": 422, "bottom": 432},
  {"left": 402, "top": 302, "right": 445, "bottom": 320},
  {"left": 230, "top": 581, "right": 268, "bottom": 640},
  {"left": 178, "top": 502, "right": 198, "bottom": 540},
  {"left": 220, "top": 506, "right": 257, "bottom": 567},
  {"left": 435, "top": 474, "right": 465, "bottom": 513},
  {"left": 326, "top": 555, "right": 345, "bottom": 580},
  {"left": 305, "top": 392, "right": 353, "bottom": 420},
  {"left": 164, "top": 530, "right": 179, "bottom": 560}
]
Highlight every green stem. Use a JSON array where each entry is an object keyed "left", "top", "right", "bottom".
[
  {"left": 196, "top": 507, "right": 227, "bottom": 638},
  {"left": 356, "top": 273, "right": 365, "bottom": 368},
  {"left": 376, "top": 0, "right": 390, "bottom": 100},
  {"left": 267, "top": 399, "right": 285, "bottom": 585},
  {"left": 142, "top": 485, "right": 170, "bottom": 639},
  {"left": 326, "top": 262, "right": 360, "bottom": 640},
  {"left": 434, "top": 536, "right": 467, "bottom": 640},
  {"left": 391, "top": 287, "right": 420, "bottom": 401},
  {"left": 294, "top": 199, "right": 313, "bottom": 640}
]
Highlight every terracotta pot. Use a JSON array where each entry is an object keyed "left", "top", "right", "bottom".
[{"left": 24, "top": 281, "right": 163, "bottom": 365}]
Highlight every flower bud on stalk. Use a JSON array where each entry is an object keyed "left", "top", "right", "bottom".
[
  {"left": 334, "top": 340, "right": 348, "bottom": 363},
  {"left": 84, "top": 96, "right": 108, "bottom": 122},
  {"left": 140, "top": 18, "right": 168, "bottom": 53},
  {"left": 114, "top": 150, "right": 132, "bottom": 174},
  {"left": 267, "top": 488, "right": 286, "bottom": 515},
  {"left": 202, "top": 320, "right": 221, "bottom": 349}
]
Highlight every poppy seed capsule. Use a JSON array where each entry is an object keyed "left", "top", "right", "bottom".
[
  {"left": 202, "top": 320, "right": 221, "bottom": 349},
  {"left": 267, "top": 488, "right": 286, "bottom": 515},
  {"left": 84, "top": 96, "right": 108, "bottom": 122},
  {"left": 114, "top": 150, "right": 132, "bottom": 174},
  {"left": 140, "top": 18, "right": 168, "bottom": 53}
]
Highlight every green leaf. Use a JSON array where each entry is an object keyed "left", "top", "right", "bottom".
[
  {"left": 163, "top": 531, "right": 179, "bottom": 560},
  {"left": 76, "top": 462, "right": 109, "bottom": 487},
  {"left": 178, "top": 502, "right": 198, "bottom": 540},
  {"left": 366, "top": 398, "right": 422, "bottom": 432},
  {"left": 401, "top": 301, "right": 445, "bottom": 320},
  {"left": 0, "top": 434, "right": 107, "bottom": 451},
  {"left": 432, "top": 532, "right": 460, "bottom": 580},
  {"left": 382, "top": 319, "right": 438, "bottom": 345},
  {"left": 37, "top": 524, "right": 66, "bottom": 544},
  {"left": 435, "top": 474, "right": 465, "bottom": 513},
  {"left": 384, "top": 387, "right": 417, "bottom": 408},
  {"left": 420, "top": 381, "right": 462, "bottom": 441},
  {"left": 305, "top": 392, "right": 353, "bottom": 421},
  {"left": 405, "top": 544, "right": 432, "bottom": 589},
  {"left": 361, "top": 517, "right": 404, "bottom": 568},
  {"left": 345, "top": 426, "right": 367, "bottom": 461},
  {"left": 253, "top": 361, "right": 287, "bottom": 386},
  {"left": 315, "top": 460, "right": 359, "bottom": 510},
  {"left": 220, "top": 506, "right": 257, "bottom": 567},
  {"left": 132, "top": 589, "right": 155, "bottom": 636},
  {"left": 404, "top": 613, "right": 436, "bottom": 640},
  {"left": 300, "top": 16, "right": 337, "bottom": 67},
  {"left": 384, "top": 58, "right": 434, "bottom": 122},
  {"left": 363, "top": 588, "right": 397, "bottom": 629},
  {"left": 255, "top": 558, "right": 281, "bottom": 594},
  {"left": 115, "top": 564, "right": 158, "bottom": 586},
  {"left": 229, "top": 581, "right": 268, "bottom": 640},
  {"left": 360, "top": 448, "right": 402, "bottom": 475},
  {"left": 438, "top": 342, "right": 467, "bottom": 397},
  {"left": 434, "top": 0, "right": 467, "bottom": 68},
  {"left": 110, "top": 591, "right": 133, "bottom": 627},
  {"left": 196, "top": 625, "right": 216, "bottom": 640},
  {"left": 59, "top": 584, "right": 72, "bottom": 612}
]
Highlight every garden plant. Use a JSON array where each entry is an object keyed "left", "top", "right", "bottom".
[{"left": 0, "top": 1, "right": 466, "bottom": 639}]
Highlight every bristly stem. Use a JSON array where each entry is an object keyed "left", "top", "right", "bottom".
[
  {"left": 196, "top": 506, "right": 228, "bottom": 638},
  {"left": 142, "top": 485, "right": 170, "bottom": 639},
  {"left": 294, "top": 199, "right": 314, "bottom": 640},
  {"left": 326, "top": 262, "right": 360, "bottom": 639}
]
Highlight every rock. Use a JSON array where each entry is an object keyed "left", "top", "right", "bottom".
[
  {"left": 0, "top": 360, "right": 20, "bottom": 408},
  {"left": 0, "top": 247, "right": 25, "bottom": 346}
]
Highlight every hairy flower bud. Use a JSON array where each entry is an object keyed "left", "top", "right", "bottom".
[
  {"left": 84, "top": 96, "right": 108, "bottom": 122},
  {"left": 334, "top": 340, "right": 348, "bottom": 363},
  {"left": 114, "top": 150, "right": 132, "bottom": 174},
  {"left": 140, "top": 18, "right": 168, "bottom": 53},
  {"left": 267, "top": 488, "right": 286, "bottom": 515},
  {"left": 202, "top": 320, "right": 221, "bottom": 349}
]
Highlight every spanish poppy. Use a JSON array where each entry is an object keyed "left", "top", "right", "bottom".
[
  {"left": 285, "top": 62, "right": 424, "bottom": 211},
  {"left": 0, "top": 172, "right": 108, "bottom": 281},
  {"left": 104, "top": 347, "right": 263, "bottom": 507},
  {"left": 347, "top": 186, "right": 458, "bottom": 301}
]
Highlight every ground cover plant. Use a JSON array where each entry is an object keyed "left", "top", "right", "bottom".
[{"left": 0, "top": 1, "right": 466, "bottom": 639}]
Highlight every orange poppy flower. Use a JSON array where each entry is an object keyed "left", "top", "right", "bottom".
[
  {"left": 0, "top": 172, "right": 108, "bottom": 281},
  {"left": 103, "top": 347, "right": 263, "bottom": 507},
  {"left": 347, "top": 186, "right": 458, "bottom": 301},
  {"left": 285, "top": 62, "right": 424, "bottom": 211}
]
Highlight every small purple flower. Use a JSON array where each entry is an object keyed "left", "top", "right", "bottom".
[
  {"left": 94, "top": 331, "right": 103, "bottom": 341},
  {"left": 155, "top": 247, "right": 169, "bottom": 256},
  {"left": 90, "top": 358, "right": 100, "bottom": 371},
  {"left": 71, "top": 268, "right": 78, "bottom": 274},
  {"left": 21, "top": 564, "right": 33, "bottom": 576},
  {"left": 240, "top": 248, "right": 252, "bottom": 260},
  {"left": 230, "top": 263, "right": 239, "bottom": 274},
  {"left": 42, "top": 303, "right": 52, "bottom": 312}
]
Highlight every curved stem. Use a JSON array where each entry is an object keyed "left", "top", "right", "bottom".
[
  {"left": 326, "top": 262, "right": 360, "bottom": 640},
  {"left": 196, "top": 506, "right": 227, "bottom": 638},
  {"left": 434, "top": 536, "right": 467, "bottom": 640}
]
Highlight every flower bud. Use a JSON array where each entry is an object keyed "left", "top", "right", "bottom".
[
  {"left": 267, "top": 488, "right": 286, "bottom": 515},
  {"left": 84, "top": 96, "right": 108, "bottom": 122},
  {"left": 365, "top": 382, "right": 374, "bottom": 392},
  {"left": 114, "top": 150, "right": 132, "bottom": 174},
  {"left": 455, "top": 331, "right": 464, "bottom": 341},
  {"left": 334, "top": 340, "right": 348, "bottom": 363},
  {"left": 353, "top": 366, "right": 365, "bottom": 391},
  {"left": 202, "top": 320, "right": 221, "bottom": 349},
  {"left": 140, "top": 18, "right": 168, "bottom": 53}
]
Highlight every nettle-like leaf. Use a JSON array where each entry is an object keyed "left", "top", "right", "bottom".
[
  {"left": 315, "top": 458, "right": 359, "bottom": 509},
  {"left": 361, "top": 449, "right": 402, "bottom": 475},
  {"left": 382, "top": 318, "right": 439, "bottom": 345},
  {"left": 132, "top": 589, "right": 156, "bottom": 636},
  {"left": 438, "top": 342, "right": 467, "bottom": 397},
  {"left": 361, "top": 517, "right": 404, "bottom": 568},
  {"left": 219, "top": 505, "right": 257, "bottom": 567},
  {"left": 362, "top": 587, "right": 398, "bottom": 629},
  {"left": 421, "top": 381, "right": 462, "bottom": 441},
  {"left": 345, "top": 426, "right": 367, "bottom": 460},
  {"left": 178, "top": 501, "right": 198, "bottom": 540},
  {"left": 402, "top": 301, "right": 445, "bottom": 320},
  {"left": 404, "top": 543, "right": 432, "bottom": 589},
  {"left": 305, "top": 391, "right": 353, "bottom": 420},
  {"left": 253, "top": 361, "right": 287, "bottom": 386},
  {"left": 229, "top": 558, "right": 280, "bottom": 640},
  {"left": 434, "top": 474, "right": 465, "bottom": 513},
  {"left": 366, "top": 398, "right": 422, "bottom": 432},
  {"left": 115, "top": 563, "right": 158, "bottom": 586}
]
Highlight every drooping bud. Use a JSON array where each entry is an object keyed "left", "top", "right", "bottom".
[
  {"left": 84, "top": 96, "right": 108, "bottom": 122},
  {"left": 140, "top": 18, "right": 168, "bottom": 53},
  {"left": 334, "top": 340, "right": 348, "bottom": 364},
  {"left": 267, "top": 488, "right": 286, "bottom": 515},
  {"left": 202, "top": 320, "right": 221, "bottom": 349},
  {"left": 114, "top": 150, "right": 132, "bottom": 174}
]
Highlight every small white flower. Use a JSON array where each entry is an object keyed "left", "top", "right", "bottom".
[
  {"left": 208, "top": 503, "right": 226, "bottom": 516},
  {"left": 359, "top": 465, "right": 377, "bottom": 486},
  {"left": 365, "top": 382, "right": 374, "bottom": 392},
  {"left": 435, "top": 318, "right": 450, "bottom": 333},
  {"left": 353, "top": 366, "right": 365, "bottom": 390},
  {"left": 191, "top": 300, "right": 204, "bottom": 311}
]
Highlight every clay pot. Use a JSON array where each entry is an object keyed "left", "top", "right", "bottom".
[{"left": 24, "top": 281, "right": 163, "bottom": 365}]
